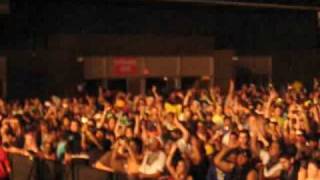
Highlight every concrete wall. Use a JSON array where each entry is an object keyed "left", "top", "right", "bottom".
[{"left": 82, "top": 50, "right": 234, "bottom": 93}]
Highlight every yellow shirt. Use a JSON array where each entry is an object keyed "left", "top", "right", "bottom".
[
  {"left": 292, "top": 81, "right": 303, "bottom": 92},
  {"left": 275, "top": 116, "right": 286, "bottom": 128},
  {"left": 212, "top": 114, "right": 224, "bottom": 126},
  {"left": 205, "top": 144, "right": 214, "bottom": 156},
  {"left": 164, "top": 102, "right": 182, "bottom": 114}
]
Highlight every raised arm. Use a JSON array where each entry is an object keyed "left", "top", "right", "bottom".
[
  {"left": 224, "top": 80, "right": 235, "bottom": 115},
  {"left": 228, "top": 79, "right": 235, "bottom": 95},
  {"left": 214, "top": 146, "right": 235, "bottom": 173},
  {"left": 134, "top": 115, "right": 141, "bottom": 137},
  {"left": 140, "top": 121, "right": 149, "bottom": 144},
  {"left": 94, "top": 151, "right": 115, "bottom": 172},
  {"left": 209, "top": 87, "right": 216, "bottom": 103},
  {"left": 226, "top": 80, "right": 235, "bottom": 102},
  {"left": 313, "top": 78, "right": 319, "bottom": 90},
  {"left": 98, "top": 86, "right": 104, "bottom": 100},
  {"left": 183, "top": 89, "right": 193, "bottom": 107},
  {"left": 94, "top": 161, "right": 114, "bottom": 172},
  {"left": 264, "top": 90, "right": 277, "bottom": 118},
  {"left": 83, "top": 126, "right": 103, "bottom": 150},
  {"left": 166, "top": 144, "right": 178, "bottom": 179},
  {"left": 151, "top": 85, "right": 160, "bottom": 101},
  {"left": 123, "top": 141, "right": 138, "bottom": 163},
  {"left": 310, "top": 106, "right": 320, "bottom": 124},
  {"left": 174, "top": 116, "right": 190, "bottom": 142}
]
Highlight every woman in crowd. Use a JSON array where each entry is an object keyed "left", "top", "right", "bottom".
[{"left": 165, "top": 143, "right": 192, "bottom": 180}]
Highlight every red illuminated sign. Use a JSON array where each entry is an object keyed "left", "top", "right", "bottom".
[{"left": 112, "top": 57, "right": 137, "bottom": 76}]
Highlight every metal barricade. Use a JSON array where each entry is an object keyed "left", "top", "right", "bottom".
[{"left": 8, "top": 153, "right": 115, "bottom": 180}]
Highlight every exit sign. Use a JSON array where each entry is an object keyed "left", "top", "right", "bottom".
[{"left": 112, "top": 57, "right": 138, "bottom": 76}]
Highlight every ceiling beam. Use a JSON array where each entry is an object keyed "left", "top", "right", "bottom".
[{"left": 156, "top": 0, "right": 320, "bottom": 11}]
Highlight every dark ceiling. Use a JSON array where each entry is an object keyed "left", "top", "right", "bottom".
[
  {"left": 0, "top": 0, "right": 319, "bottom": 52},
  {"left": 157, "top": 0, "right": 320, "bottom": 6}
]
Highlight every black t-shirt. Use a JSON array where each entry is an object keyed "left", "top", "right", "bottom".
[
  {"left": 225, "top": 165, "right": 251, "bottom": 180},
  {"left": 185, "top": 121, "right": 197, "bottom": 136},
  {"left": 280, "top": 161, "right": 299, "bottom": 180},
  {"left": 189, "top": 157, "right": 209, "bottom": 180},
  {"left": 88, "top": 139, "right": 112, "bottom": 164},
  {"left": 14, "top": 135, "right": 25, "bottom": 149},
  {"left": 66, "top": 131, "right": 82, "bottom": 154},
  {"left": 101, "top": 139, "right": 112, "bottom": 151}
]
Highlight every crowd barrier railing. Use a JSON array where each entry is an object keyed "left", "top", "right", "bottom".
[{"left": 8, "top": 154, "right": 122, "bottom": 180}]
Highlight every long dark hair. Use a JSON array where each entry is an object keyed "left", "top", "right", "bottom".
[{"left": 225, "top": 149, "right": 255, "bottom": 180}]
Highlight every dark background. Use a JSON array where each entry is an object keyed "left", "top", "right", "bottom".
[
  {"left": 0, "top": 0, "right": 319, "bottom": 99},
  {"left": 0, "top": 0, "right": 318, "bottom": 51}
]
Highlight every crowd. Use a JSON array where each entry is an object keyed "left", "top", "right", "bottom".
[{"left": 0, "top": 79, "right": 320, "bottom": 180}]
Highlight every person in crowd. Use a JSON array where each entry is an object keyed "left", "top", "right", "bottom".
[
  {"left": 0, "top": 78, "right": 319, "bottom": 180},
  {"left": 298, "top": 160, "right": 320, "bottom": 180},
  {"left": 94, "top": 137, "right": 129, "bottom": 173},
  {"left": 165, "top": 143, "right": 192, "bottom": 180},
  {"left": 214, "top": 143, "right": 257, "bottom": 180},
  {"left": 139, "top": 138, "right": 166, "bottom": 179},
  {"left": 64, "top": 120, "right": 88, "bottom": 164},
  {"left": 0, "top": 138, "right": 11, "bottom": 180}
]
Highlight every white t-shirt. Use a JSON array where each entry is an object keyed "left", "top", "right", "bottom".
[
  {"left": 259, "top": 150, "right": 270, "bottom": 165},
  {"left": 176, "top": 138, "right": 191, "bottom": 154},
  {"left": 139, "top": 150, "right": 166, "bottom": 175},
  {"left": 259, "top": 150, "right": 283, "bottom": 178}
]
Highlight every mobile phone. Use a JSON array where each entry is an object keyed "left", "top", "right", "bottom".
[
  {"left": 81, "top": 117, "right": 88, "bottom": 124},
  {"left": 44, "top": 101, "right": 51, "bottom": 107}
]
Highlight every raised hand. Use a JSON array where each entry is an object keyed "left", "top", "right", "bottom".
[
  {"left": 269, "top": 90, "right": 278, "bottom": 100},
  {"left": 152, "top": 85, "right": 157, "bottom": 93},
  {"left": 313, "top": 78, "right": 319, "bottom": 89}
]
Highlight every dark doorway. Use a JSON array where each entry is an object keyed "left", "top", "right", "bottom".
[
  {"left": 234, "top": 66, "right": 269, "bottom": 89},
  {"left": 107, "top": 79, "right": 127, "bottom": 92},
  {"left": 85, "top": 80, "right": 102, "bottom": 96},
  {"left": 146, "top": 77, "right": 175, "bottom": 95},
  {"left": 181, "top": 77, "right": 199, "bottom": 90}
]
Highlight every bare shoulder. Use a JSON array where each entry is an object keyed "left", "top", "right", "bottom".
[{"left": 247, "top": 169, "right": 258, "bottom": 180}]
